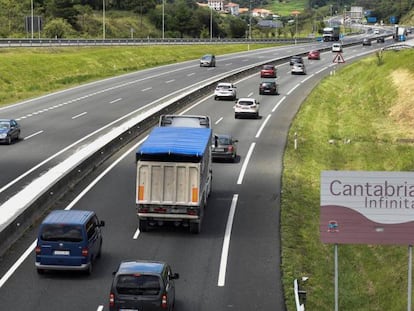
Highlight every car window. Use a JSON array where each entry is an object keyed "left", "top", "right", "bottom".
[
  {"left": 238, "top": 100, "right": 253, "bottom": 106},
  {"left": 116, "top": 274, "right": 161, "bottom": 296},
  {"left": 0, "top": 122, "right": 10, "bottom": 129},
  {"left": 40, "top": 224, "right": 83, "bottom": 242},
  {"left": 263, "top": 65, "right": 273, "bottom": 70},
  {"left": 218, "top": 137, "right": 231, "bottom": 144}
]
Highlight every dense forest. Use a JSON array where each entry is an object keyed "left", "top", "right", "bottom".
[{"left": 0, "top": 0, "right": 413, "bottom": 39}]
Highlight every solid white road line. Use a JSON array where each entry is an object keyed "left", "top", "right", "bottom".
[
  {"left": 272, "top": 96, "right": 286, "bottom": 112},
  {"left": 217, "top": 194, "right": 238, "bottom": 287},
  {"left": 237, "top": 142, "right": 256, "bottom": 185},
  {"left": 71, "top": 112, "right": 88, "bottom": 119},
  {"left": 23, "top": 130, "right": 44, "bottom": 140}
]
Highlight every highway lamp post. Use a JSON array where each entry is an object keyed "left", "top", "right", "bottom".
[
  {"left": 30, "top": 0, "right": 34, "bottom": 39},
  {"left": 162, "top": 0, "right": 165, "bottom": 40},
  {"left": 292, "top": 10, "right": 300, "bottom": 44},
  {"left": 102, "top": 0, "right": 106, "bottom": 40},
  {"left": 210, "top": 7, "right": 213, "bottom": 41},
  {"left": 249, "top": 0, "right": 252, "bottom": 40}
]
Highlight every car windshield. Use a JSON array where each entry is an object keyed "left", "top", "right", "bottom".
[
  {"left": 116, "top": 274, "right": 161, "bottom": 296},
  {"left": 217, "top": 84, "right": 231, "bottom": 89},
  {"left": 238, "top": 100, "right": 253, "bottom": 106},
  {"left": 40, "top": 224, "right": 83, "bottom": 242},
  {"left": 218, "top": 137, "right": 231, "bottom": 144},
  {"left": 202, "top": 55, "right": 212, "bottom": 60},
  {"left": 263, "top": 65, "right": 273, "bottom": 70},
  {"left": 261, "top": 82, "right": 274, "bottom": 87},
  {"left": 0, "top": 122, "right": 10, "bottom": 129}
]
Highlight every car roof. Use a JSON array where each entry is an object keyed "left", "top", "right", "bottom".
[
  {"left": 41, "top": 210, "right": 95, "bottom": 225},
  {"left": 237, "top": 97, "right": 255, "bottom": 101},
  {"left": 0, "top": 119, "right": 13, "bottom": 122},
  {"left": 214, "top": 133, "right": 232, "bottom": 139},
  {"left": 117, "top": 260, "right": 166, "bottom": 274},
  {"left": 217, "top": 82, "right": 232, "bottom": 86}
]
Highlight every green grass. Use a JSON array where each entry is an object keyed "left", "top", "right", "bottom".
[
  {"left": 266, "top": 0, "right": 308, "bottom": 16},
  {"left": 282, "top": 49, "right": 414, "bottom": 311},
  {"left": 0, "top": 44, "right": 273, "bottom": 107}
]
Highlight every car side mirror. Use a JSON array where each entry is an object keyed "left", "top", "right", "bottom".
[
  {"left": 99, "top": 220, "right": 105, "bottom": 227},
  {"left": 234, "top": 140, "right": 239, "bottom": 143}
]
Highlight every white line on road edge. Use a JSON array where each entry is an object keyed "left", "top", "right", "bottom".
[
  {"left": 218, "top": 194, "right": 238, "bottom": 287},
  {"left": 255, "top": 114, "right": 271, "bottom": 138},
  {"left": 215, "top": 117, "right": 223, "bottom": 125},
  {"left": 301, "top": 73, "right": 314, "bottom": 83},
  {"left": 237, "top": 142, "right": 256, "bottom": 185},
  {"left": 272, "top": 96, "right": 286, "bottom": 112},
  {"left": 0, "top": 240, "right": 37, "bottom": 288},
  {"left": 96, "top": 305, "right": 104, "bottom": 311},
  {"left": 286, "top": 83, "right": 300, "bottom": 96}
]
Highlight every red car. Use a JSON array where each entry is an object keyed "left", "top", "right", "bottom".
[
  {"left": 260, "top": 64, "right": 277, "bottom": 78},
  {"left": 308, "top": 50, "right": 320, "bottom": 60}
]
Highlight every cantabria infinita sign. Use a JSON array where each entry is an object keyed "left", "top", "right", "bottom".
[{"left": 320, "top": 171, "right": 414, "bottom": 245}]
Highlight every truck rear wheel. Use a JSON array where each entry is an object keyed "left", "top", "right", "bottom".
[
  {"left": 139, "top": 219, "right": 148, "bottom": 232},
  {"left": 189, "top": 221, "right": 201, "bottom": 234}
]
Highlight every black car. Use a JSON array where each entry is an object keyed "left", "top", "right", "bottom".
[
  {"left": 212, "top": 134, "right": 238, "bottom": 162},
  {"left": 259, "top": 80, "right": 279, "bottom": 95},
  {"left": 290, "top": 55, "right": 304, "bottom": 66},
  {"left": 377, "top": 37, "right": 385, "bottom": 43},
  {"left": 362, "top": 38, "right": 372, "bottom": 46},
  {"left": 109, "top": 260, "right": 179, "bottom": 311},
  {"left": 0, "top": 119, "right": 21, "bottom": 144}
]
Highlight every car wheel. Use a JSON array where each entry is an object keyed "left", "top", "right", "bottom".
[
  {"left": 86, "top": 262, "right": 93, "bottom": 275},
  {"left": 256, "top": 112, "right": 259, "bottom": 119},
  {"left": 139, "top": 219, "right": 148, "bottom": 232},
  {"left": 37, "top": 268, "right": 45, "bottom": 275},
  {"left": 6, "top": 136, "right": 11, "bottom": 145},
  {"left": 214, "top": 96, "right": 217, "bottom": 100},
  {"left": 234, "top": 114, "right": 238, "bottom": 119},
  {"left": 97, "top": 241, "right": 102, "bottom": 258}
]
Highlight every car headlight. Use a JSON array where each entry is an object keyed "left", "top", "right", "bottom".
[{"left": 0, "top": 133, "right": 7, "bottom": 139}]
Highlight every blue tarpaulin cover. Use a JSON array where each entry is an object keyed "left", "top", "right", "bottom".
[{"left": 137, "top": 127, "right": 212, "bottom": 157}]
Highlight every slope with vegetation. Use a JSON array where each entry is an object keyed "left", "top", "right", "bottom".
[{"left": 282, "top": 49, "right": 414, "bottom": 311}]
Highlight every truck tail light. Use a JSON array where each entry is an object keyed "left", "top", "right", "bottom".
[
  {"left": 192, "top": 187, "right": 198, "bottom": 203},
  {"left": 187, "top": 209, "right": 197, "bottom": 215},
  {"left": 138, "top": 185, "right": 144, "bottom": 201},
  {"left": 161, "top": 294, "right": 168, "bottom": 309}
]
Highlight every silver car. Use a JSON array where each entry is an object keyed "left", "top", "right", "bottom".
[
  {"left": 291, "top": 63, "right": 307, "bottom": 75},
  {"left": 214, "top": 82, "right": 237, "bottom": 100}
]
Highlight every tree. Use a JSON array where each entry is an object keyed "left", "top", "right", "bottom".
[{"left": 43, "top": 17, "right": 75, "bottom": 38}]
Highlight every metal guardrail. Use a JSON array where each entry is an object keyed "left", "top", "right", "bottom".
[{"left": 0, "top": 37, "right": 315, "bottom": 48}]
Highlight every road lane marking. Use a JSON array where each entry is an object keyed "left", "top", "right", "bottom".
[
  {"left": 23, "top": 130, "right": 44, "bottom": 140},
  {"left": 215, "top": 117, "right": 223, "bottom": 125},
  {"left": 218, "top": 194, "right": 238, "bottom": 287},
  {"left": 72, "top": 112, "right": 88, "bottom": 120},
  {"left": 237, "top": 142, "right": 255, "bottom": 185},
  {"left": 315, "top": 67, "right": 327, "bottom": 75},
  {"left": 272, "top": 96, "right": 286, "bottom": 112},
  {"left": 141, "top": 87, "right": 152, "bottom": 92},
  {"left": 110, "top": 98, "right": 122, "bottom": 104},
  {"left": 165, "top": 79, "right": 175, "bottom": 83},
  {"left": 301, "top": 73, "right": 314, "bottom": 83},
  {"left": 97, "top": 305, "right": 104, "bottom": 311},
  {"left": 286, "top": 83, "right": 300, "bottom": 95},
  {"left": 256, "top": 114, "right": 271, "bottom": 138}
]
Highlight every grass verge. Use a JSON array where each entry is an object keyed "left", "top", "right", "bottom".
[
  {"left": 0, "top": 44, "right": 273, "bottom": 107},
  {"left": 282, "top": 49, "right": 414, "bottom": 311}
]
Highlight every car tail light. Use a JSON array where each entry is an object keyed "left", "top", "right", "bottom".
[
  {"left": 161, "top": 294, "right": 168, "bottom": 309},
  {"left": 187, "top": 209, "right": 197, "bottom": 215},
  {"left": 109, "top": 293, "right": 114, "bottom": 307},
  {"left": 81, "top": 247, "right": 89, "bottom": 257},
  {"left": 228, "top": 146, "right": 234, "bottom": 152},
  {"left": 35, "top": 246, "right": 41, "bottom": 254}
]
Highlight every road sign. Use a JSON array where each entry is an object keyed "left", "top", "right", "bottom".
[{"left": 333, "top": 52, "right": 345, "bottom": 63}]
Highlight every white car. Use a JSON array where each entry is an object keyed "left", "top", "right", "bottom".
[
  {"left": 214, "top": 82, "right": 237, "bottom": 100},
  {"left": 332, "top": 43, "right": 342, "bottom": 52},
  {"left": 291, "top": 63, "right": 306, "bottom": 75},
  {"left": 234, "top": 97, "right": 260, "bottom": 119}
]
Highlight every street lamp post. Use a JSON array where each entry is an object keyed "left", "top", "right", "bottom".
[
  {"left": 249, "top": 0, "right": 252, "bottom": 40},
  {"left": 102, "top": 0, "right": 106, "bottom": 40},
  {"left": 162, "top": 0, "right": 165, "bottom": 40},
  {"left": 31, "top": 0, "right": 34, "bottom": 39},
  {"left": 292, "top": 10, "right": 300, "bottom": 44},
  {"left": 210, "top": 7, "right": 213, "bottom": 41}
]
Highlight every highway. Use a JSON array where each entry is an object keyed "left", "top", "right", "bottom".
[{"left": 0, "top": 35, "right": 388, "bottom": 310}]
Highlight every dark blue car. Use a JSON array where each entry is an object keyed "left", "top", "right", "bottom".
[{"left": 0, "top": 119, "right": 20, "bottom": 144}]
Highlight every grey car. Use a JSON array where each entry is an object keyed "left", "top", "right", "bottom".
[
  {"left": 109, "top": 260, "right": 179, "bottom": 311},
  {"left": 212, "top": 134, "right": 238, "bottom": 162},
  {"left": 200, "top": 54, "right": 216, "bottom": 67}
]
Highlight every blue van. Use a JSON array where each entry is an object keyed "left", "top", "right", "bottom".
[{"left": 35, "top": 210, "right": 105, "bottom": 275}]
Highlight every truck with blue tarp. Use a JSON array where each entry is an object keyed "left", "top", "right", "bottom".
[{"left": 135, "top": 126, "right": 212, "bottom": 233}]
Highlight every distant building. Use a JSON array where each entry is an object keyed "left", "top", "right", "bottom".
[
  {"left": 252, "top": 8, "right": 272, "bottom": 18},
  {"left": 208, "top": 0, "right": 225, "bottom": 11},
  {"left": 225, "top": 2, "right": 240, "bottom": 16}
]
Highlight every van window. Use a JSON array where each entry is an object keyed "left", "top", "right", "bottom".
[
  {"left": 116, "top": 275, "right": 161, "bottom": 296},
  {"left": 40, "top": 224, "right": 83, "bottom": 242},
  {"left": 86, "top": 216, "right": 99, "bottom": 239}
]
